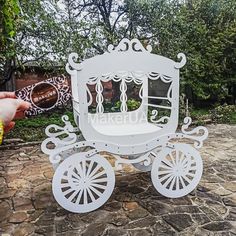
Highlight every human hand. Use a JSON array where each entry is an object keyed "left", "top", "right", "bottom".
[{"left": 0, "top": 92, "right": 31, "bottom": 132}]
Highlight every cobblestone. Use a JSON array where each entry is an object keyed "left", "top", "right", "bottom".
[{"left": 0, "top": 124, "right": 236, "bottom": 235}]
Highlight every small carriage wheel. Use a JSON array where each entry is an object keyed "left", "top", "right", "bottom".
[
  {"left": 52, "top": 153, "right": 115, "bottom": 213},
  {"left": 151, "top": 144, "right": 203, "bottom": 198}
]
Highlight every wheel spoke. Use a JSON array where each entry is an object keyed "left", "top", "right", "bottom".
[
  {"left": 176, "top": 150, "right": 179, "bottom": 164},
  {"left": 169, "top": 176, "right": 176, "bottom": 190},
  {"left": 90, "top": 183, "right": 107, "bottom": 190},
  {"left": 61, "top": 182, "right": 71, "bottom": 188},
  {"left": 62, "top": 174, "right": 74, "bottom": 182},
  {"left": 186, "top": 172, "right": 196, "bottom": 178},
  {"left": 68, "top": 189, "right": 80, "bottom": 201},
  {"left": 163, "top": 175, "right": 175, "bottom": 188},
  {"left": 86, "top": 186, "right": 96, "bottom": 202},
  {"left": 89, "top": 185, "right": 103, "bottom": 197},
  {"left": 71, "top": 172, "right": 81, "bottom": 180},
  {"left": 91, "top": 177, "right": 108, "bottom": 183},
  {"left": 169, "top": 153, "right": 176, "bottom": 166},
  {"left": 179, "top": 176, "right": 186, "bottom": 188},
  {"left": 176, "top": 176, "right": 180, "bottom": 190},
  {"left": 88, "top": 164, "right": 102, "bottom": 179},
  {"left": 81, "top": 160, "right": 86, "bottom": 179},
  {"left": 181, "top": 157, "right": 189, "bottom": 167},
  {"left": 159, "top": 172, "right": 173, "bottom": 182},
  {"left": 162, "top": 158, "right": 174, "bottom": 168},
  {"left": 159, "top": 164, "right": 173, "bottom": 170},
  {"left": 178, "top": 153, "right": 185, "bottom": 164},
  {"left": 75, "top": 189, "right": 83, "bottom": 205},
  {"left": 86, "top": 160, "right": 94, "bottom": 178},
  {"left": 182, "top": 175, "right": 192, "bottom": 184},
  {"left": 189, "top": 166, "right": 197, "bottom": 171},
  {"left": 158, "top": 170, "right": 173, "bottom": 175},
  {"left": 90, "top": 170, "right": 106, "bottom": 181},
  {"left": 62, "top": 187, "right": 74, "bottom": 196},
  {"left": 83, "top": 187, "right": 88, "bottom": 204},
  {"left": 75, "top": 162, "right": 83, "bottom": 179}
]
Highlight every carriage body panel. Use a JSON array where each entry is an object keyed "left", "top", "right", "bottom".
[{"left": 68, "top": 39, "right": 183, "bottom": 146}]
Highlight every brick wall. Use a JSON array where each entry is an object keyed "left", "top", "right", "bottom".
[{"left": 15, "top": 71, "right": 55, "bottom": 90}]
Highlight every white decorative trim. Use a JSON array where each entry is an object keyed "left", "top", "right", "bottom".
[
  {"left": 87, "top": 71, "right": 173, "bottom": 114},
  {"left": 114, "top": 151, "right": 153, "bottom": 169},
  {"left": 120, "top": 78, "right": 128, "bottom": 112},
  {"left": 86, "top": 86, "right": 93, "bottom": 106},
  {"left": 95, "top": 79, "right": 104, "bottom": 113},
  {"left": 41, "top": 116, "right": 208, "bottom": 162},
  {"left": 150, "top": 110, "right": 169, "bottom": 124},
  {"left": 181, "top": 117, "right": 208, "bottom": 148},
  {"left": 174, "top": 53, "right": 187, "bottom": 69},
  {"left": 66, "top": 52, "right": 83, "bottom": 74},
  {"left": 41, "top": 115, "right": 79, "bottom": 157},
  {"left": 107, "top": 38, "right": 152, "bottom": 53}
]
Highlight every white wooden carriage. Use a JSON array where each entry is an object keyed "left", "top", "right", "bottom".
[{"left": 41, "top": 39, "right": 208, "bottom": 213}]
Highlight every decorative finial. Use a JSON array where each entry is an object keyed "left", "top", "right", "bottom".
[
  {"left": 107, "top": 38, "right": 152, "bottom": 53},
  {"left": 66, "top": 53, "right": 83, "bottom": 74},
  {"left": 174, "top": 53, "right": 187, "bottom": 69}
]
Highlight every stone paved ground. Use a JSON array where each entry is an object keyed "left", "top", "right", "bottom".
[{"left": 0, "top": 124, "right": 236, "bottom": 236}]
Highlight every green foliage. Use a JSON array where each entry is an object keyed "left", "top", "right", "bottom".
[
  {"left": 0, "top": 0, "right": 20, "bottom": 48},
  {"left": 114, "top": 99, "right": 141, "bottom": 111},
  {"left": 179, "top": 0, "right": 236, "bottom": 102},
  {"left": 6, "top": 109, "right": 75, "bottom": 141},
  {"left": 210, "top": 104, "right": 236, "bottom": 124},
  {"left": 0, "top": 0, "right": 20, "bottom": 82},
  {"left": 1, "top": 0, "right": 235, "bottom": 106}
]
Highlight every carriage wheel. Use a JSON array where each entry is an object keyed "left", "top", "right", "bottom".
[
  {"left": 52, "top": 153, "right": 115, "bottom": 213},
  {"left": 151, "top": 144, "right": 203, "bottom": 198}
]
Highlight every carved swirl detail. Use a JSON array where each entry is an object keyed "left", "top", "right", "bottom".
[
  {"left": 114, "top": 151, "right": 153, "bottom": 169},
  {"left": 181, "top": 117, "right": 208, "bottom": 148},
  {"left": 108, "top": 38, "right": 152, "bottom": 53},
  {"left": 66, "top": 52, "right": 83, "bottom": 74},
  {"left": 174, "top": 53, "right": 187, "bottom": 69},
  {"left": 41, "top": 115, "right": 79, "bottom": 157},
  {"left": 150, "top": 110, "right": 170, "bottom": 124}
]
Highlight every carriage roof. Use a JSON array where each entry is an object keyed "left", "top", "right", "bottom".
[{"left": 66, "top": 38, "right": 186, "bottom": 79}]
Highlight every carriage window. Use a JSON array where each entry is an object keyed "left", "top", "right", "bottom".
[
  {"left": 86, "top": 71, "right": 173, "bottom": 126},
  {"left": 87, "top": 75, "right": 142, "bottom": 113},
  {"left": 146, "top": 75, "right": 173, "bottom": 125}
]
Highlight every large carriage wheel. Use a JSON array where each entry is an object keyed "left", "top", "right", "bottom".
[
  {"left": 52, "top": 153, "right": 115, "bottom": 213},
  {"left": 151, "top": 144, "right": 203, "bottom": 198}
]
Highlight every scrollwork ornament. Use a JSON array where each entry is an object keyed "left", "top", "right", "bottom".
[
  {"left": 49, "top": 153, "right": 62, "bottom": 164},
  {"left": 181, "top": 117, "right": 208, "bottom": 148},
  {"left": 67, "top": 52, "right": 83, "bottom": 72},
  {"left": 114, "top": 151, "right": 152, "bottom": 169},
  {"left": 174, "top": 53, "right": 187, "bottom": 69},
  {"left": 41, "top": 116, "right": 79, "bottom": 155},
  {"left": 150, "top": 109, "right": 170, "bottom": 124},
  {"left": 107, "top": 38, "right": 152, "bottom": 53}
]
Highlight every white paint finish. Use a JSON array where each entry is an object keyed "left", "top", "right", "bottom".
[
  {"left": 151, "top": 143, "right": 203, "bottom": 198},
  {"left": 41, "top": 38, "right": 208, "bottom": 213},
  {"left": 52, "top": 153, "right": 115, "bottom": 213},
  {"left": 92, "top": 121, "right": 162, "bottom": 136}
]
